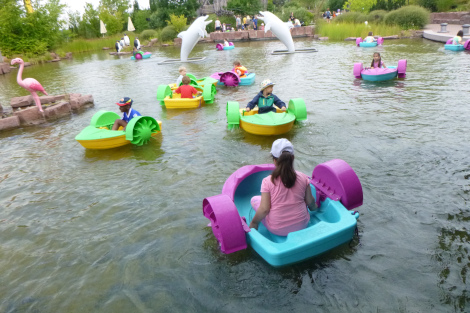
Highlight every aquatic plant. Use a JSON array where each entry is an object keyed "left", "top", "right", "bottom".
[{"left": 315, "top": 20, "right": 402, "bottom": 40}]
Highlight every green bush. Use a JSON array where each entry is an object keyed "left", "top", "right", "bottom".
[
  {"left": 367, "top": 10, "right": 387, "bottom": 23},
  {"left": 160, "top": 25, "right": 177, "bottom": 42},
  {"left": 166, "top": 14, "right": 187, "bottom": 33},
  {"left": 334, "top": 11, "right": 367, "bottom": 23},
  {"left": 384, "top": 5, "right": 430, "bottom": 29},
  {"left": 140, "top": 29, "right": 159, "bottom": 40}
]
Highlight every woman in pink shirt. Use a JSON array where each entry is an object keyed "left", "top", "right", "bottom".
[{"left": 249, "top": 139, "right": 318, "bottom": 236}]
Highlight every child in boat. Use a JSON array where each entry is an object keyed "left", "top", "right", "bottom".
[
  {"left": 112, "top": 97, "right": 141, "bottom": 130},
  {"left": 176, "top": 66, "right": 187, "bottom": 86},
  {"left": 174, "top": 76, "right": 199, "bottom": 99},
  {"left": 224, "top": 39, "right": 230, "bottom": 47},
  {"left": 233, "top": 60, "right": 247, "bottom": 78},
  {"left": 453, "top": 30, "right": 464, "bottom": 45},
  {"left": 364, "top": 31, "right": 376, "bottom": 43},
  {"left": 368, "top": 52, "right": 386, "bottom": 69},
  {"left": 132, "top": 47, "right": 143, "bottom": 58},
  {"left": 245, "top": 79, "right": 287, "bottom": 114},
  {"left": 249, "top": 138, "right": 318, "bottom": 236}
]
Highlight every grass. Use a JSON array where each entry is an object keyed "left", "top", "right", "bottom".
[{"left": 315, "top": 21, "right": 403, "bottom": 41}]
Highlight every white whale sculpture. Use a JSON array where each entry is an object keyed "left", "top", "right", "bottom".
[
  {"left": 177, "top": 15, "right": 212, "bottom": 61},
  {"left": 258, "top": 11, "right": 295, "bottom": 53}
]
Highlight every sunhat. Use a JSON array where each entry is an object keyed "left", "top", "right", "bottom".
[
  {"left": 270, "top": 138, "right": 294, "bottom": 158},
  {"left": 260, "top": 79, "right": 275, "bottom": 91},
  {"left": 116, "top": 97, "right": 133, "bottom": 106}
]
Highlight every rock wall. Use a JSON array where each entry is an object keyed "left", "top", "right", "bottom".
[
  {"left": 431, "top": 12, "right": 470, "bottom": 25},
  {"left": 0, "top": 94, "right": 94, "bottom": 132},
  {"left": 174, "top": 26, "right": 315, "bottom": 45}
]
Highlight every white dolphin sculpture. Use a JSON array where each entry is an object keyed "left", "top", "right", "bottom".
[
  {"left": 177, "top": 15, "right": 212, "bottom": 61},
  {"left": 258, "top": 11, "right": 295, "bottom": 52}
]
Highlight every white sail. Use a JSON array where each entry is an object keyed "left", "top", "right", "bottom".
[
  {"left": 100, "top": 20, "right": 107, "bottom": 34},
  {"left": 128, "top": 17, "right": 135, "bottom": 32}
]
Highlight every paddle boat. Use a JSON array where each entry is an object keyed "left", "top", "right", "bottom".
[
  {"left": 156, "top": 83, "right": 216, "bottom": 109},
  {"left": 353, "top": 59, "right": 407, "bottom": 82},
  {"left": 356, "top": 37, "right": 384, "bottom": 47},
  {"left": 216, "top": 42, "right": 234, "bottom": 50},
  {"left": 202, "top": 159, "right": 363, "bottom": 267},
  {"left": 210, "top": 71, "right": 256, "bottom": 87},
  {"left": 226, "top": 98, "right": 306, "bottom": 136},
  {"left": 168, "top": 74, "right": 218, "bottom": 91},
  {"left": 131, "top": 51, "right": 152, "bottom": 60},
  {"left": 444, "top": 38, "right": 470, "bottom": 51},
  {"left": 75, "top": 111, "right": 161, "bottom": 149}
]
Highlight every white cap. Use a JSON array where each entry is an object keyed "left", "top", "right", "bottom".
[{"left": 270, "top": 138, "right": 294, "bottom": 158}]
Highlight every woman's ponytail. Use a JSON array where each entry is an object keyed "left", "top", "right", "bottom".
[{"left": 271, "top": 151, "right": 296, "bottom": 188}]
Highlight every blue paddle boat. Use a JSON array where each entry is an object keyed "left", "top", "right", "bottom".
[
  {"left": 203, "top": 159, "right": 363, "bottom": 267},
  {"left": 356, "top": 37, "right": 384, "bottom": 47}
]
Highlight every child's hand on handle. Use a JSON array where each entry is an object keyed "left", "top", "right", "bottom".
[
  {"left": 245, "top": 107, "right": 251, "bottom": 112},
  {"left": 282, "top": 107, "right": 286, "bottom": 111}
]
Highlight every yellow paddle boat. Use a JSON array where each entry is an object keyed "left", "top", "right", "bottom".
[
  {"left": 75, "top": 111, "right": 162, "bottom": 149},
  {"left": 157, "top": 83, "right": 216, "bottom": 109},
  {"left": 226, "top": 99, "right": 307, "bottom": 136}
]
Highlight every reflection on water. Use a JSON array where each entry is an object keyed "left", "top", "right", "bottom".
[{"left": 1, "top": 38, "right": 470, "bottom": 312}]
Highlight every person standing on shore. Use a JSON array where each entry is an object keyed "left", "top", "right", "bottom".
[{"left": 236, "top": 15, "right": 242, "bottom": 31}]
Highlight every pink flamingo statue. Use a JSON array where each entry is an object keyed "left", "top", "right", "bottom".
[{"left": 11, "top": 58, "right": 48, "bottom": 112}]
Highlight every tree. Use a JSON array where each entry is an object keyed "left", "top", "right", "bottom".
[
  {"left": 0, "top": 0, "right": 66, "bottom": 55},
  {"left": 150, "top": 0, "right": 199, "bottom": 28},
  {"left": 343, "top": 0, "right": 377, "bottom": 13},
  {"left": 132, "top": 9, "right": 151, "bottom": 31},
  {"left": 82, "top": 3, "right": 101, "bottom": 38},
  {"left": 226, "top": 0, "right": 262, "bottom": 15}
]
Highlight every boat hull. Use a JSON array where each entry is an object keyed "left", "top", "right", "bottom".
[{"left": 234, "top": 169, "right": 357, "bottom": 267}]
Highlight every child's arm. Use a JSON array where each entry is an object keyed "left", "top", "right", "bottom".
[
  {"left": 245, "top": 94, "right": 260, "bottom": 112},
  {"left": 382, "top": 62, "right": 386, "bottom": 68},
  {"left": 174, "top": 87, "right": 181, "bottom": 94},
  {"left": 273, "top": 95, "right": 287, "bottom": 111}
]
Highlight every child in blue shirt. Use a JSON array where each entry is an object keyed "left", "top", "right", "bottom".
[
  {"left": 112, "top": 97, "right": 142, "bottom": 130},
  {"left": 245, "top": 79, "right": 287, "bottom": 114}
]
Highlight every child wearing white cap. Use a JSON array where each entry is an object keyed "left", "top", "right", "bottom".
[
  {"left": 245, "top": 79, "right": 287, "bottom": 114},
  {"left": 249, "top": 139, "right": 318, "bottom": 236}
]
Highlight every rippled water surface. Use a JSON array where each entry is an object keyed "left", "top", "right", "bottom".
[{"left": 1, "top": 38, "right": 470, "bottom": 312}]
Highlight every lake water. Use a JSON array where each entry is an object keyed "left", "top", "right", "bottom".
[{"left": 1, "top": 38, "right": 469, "bottom": 312}]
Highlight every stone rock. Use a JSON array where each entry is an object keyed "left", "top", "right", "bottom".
[
  {"left": 162, "top": 44, "right": 170, "bottom": 47},
  {"left": 52, "top": 58, "right": 61, "bottom": 62},
  {"left": 0, "top": 116, "right": 20, "bottom": 131},
  {"left": 319, "top": 37, "right": 329, "bottom": 40},
  {"left": 14, "top": 106, "right": 45, "bottom": 125},
  {"left": 173, "top": 38, "right": 182, "bottom": 45},
  {"left": 103, "top": 47, "right": 110, "bottom": 50},
  {"left": 39, "top": 95, "right": 66, "bottom": 105},
  {"left": 44, "top": 101, "right": 72, "bottom": 120},
  {"left": 0, "top": 62, "right": 11, "bottom": 74},
  {"left": 70, "top": 94, "right": 94, "bottom": 110},
  {"left": 24, "top": 62, "right": 31, "bottom": 67},
  {"left": 148, "top": 38, "right": 158, "bottom": 46},
  {"left": 345, "top": 37, "right": 358, "bottom": 41},
  {"left": 50, "top": 52, "right": 59, "bottom": 59},
  {"left": 10, "top": 95, "right": 33, "bottom": 108},
  {"left": 383, "top": 35, "right": 399, "bottom": 40},
  {"left": 65, "top": 52, "right": 73, "bottom": 59}
]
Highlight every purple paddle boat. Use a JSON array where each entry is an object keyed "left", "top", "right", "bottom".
[
  {"left": 354, "top": 59, "right": 407, "bottom": 82},
  {"left": 216, "top": 42, "right": 235, "bottom": 50},
  {"left": 210, "top": 70, "right": 256, "bottom": 87},
  {"left": 444, "top": 38, "right": 470, "bottom": 51},
  {"left": 202, "top": 159, "right": 363, "bottom": 267}
]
